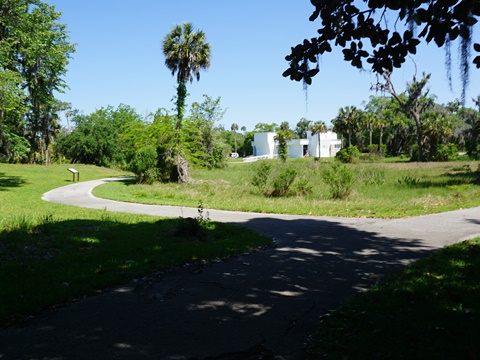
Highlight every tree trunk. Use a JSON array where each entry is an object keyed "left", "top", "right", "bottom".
[
  {"left": 176, "top": 154, "right": 190, "bottom": 183},
  {"left": 412, "top": 111, "right": 425, "bottom": 162},
  {"left": 317, "top": 133, "right": 321, "bottom": 160}
]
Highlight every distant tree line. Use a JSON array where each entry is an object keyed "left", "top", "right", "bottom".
[{"left": 331, "top": 74, "right": 480, "bottom": 161}]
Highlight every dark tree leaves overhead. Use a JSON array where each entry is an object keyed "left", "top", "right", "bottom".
[{"left": 284, "top": 0, "right": 479, "bottom": 99}]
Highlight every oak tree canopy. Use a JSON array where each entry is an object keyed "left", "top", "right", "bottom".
[{"left": 283, "top": 0, "right": 479, "bottom": 98}]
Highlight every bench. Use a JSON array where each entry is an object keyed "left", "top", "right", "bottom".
[{"left": 67, "top": 168, "right": 79, "bottom": 182}]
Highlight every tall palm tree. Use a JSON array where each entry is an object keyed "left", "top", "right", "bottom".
[
  {"left": 363, "top": 112, "right": 379, "bottom": 146},
  {"left": 231, "top": 123, "right": 239, "bottom": 153},
  {"left": 163, "top": 22, "right": 211, "bottom": 136},
  {"left": 310, "top": 121, "right": 328, "bottom": 159},
  {"left": 162, "top": 22, "right": 211, "bottom": 182}
]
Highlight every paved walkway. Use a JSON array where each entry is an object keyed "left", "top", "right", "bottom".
[{"left": 2, "top": 178, "right": 480, "bottom": 359}]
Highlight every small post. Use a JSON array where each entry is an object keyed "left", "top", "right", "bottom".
[{"left": 67, "top": 168, "right": 79, "bottom": 182}]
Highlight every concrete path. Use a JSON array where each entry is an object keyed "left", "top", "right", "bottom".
[{"left": 2, "top": 177, "right": 480, "bottom": 359}]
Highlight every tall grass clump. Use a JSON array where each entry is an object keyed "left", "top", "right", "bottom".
[{"left": 321, "top": 161, "right": 355, "bottom": 199}]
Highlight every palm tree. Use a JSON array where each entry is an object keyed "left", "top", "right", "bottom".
[
  {"left": 363, "top": 112, "right": 380, "bottom": 146},
  {"left": 333, "top": 106, "right": 362, "bottom": 147},
  {"left": 231, "top": 123, "right": 239, "bottom": 153},
  {"left": 162, "top": 22, "right": 211, "bottom": 182},
  {"left": 310, "top": 120, "right": 328, "bottom": 159},
  {"left": 275, "top": 121, "right": 293, "bottom": 162}
]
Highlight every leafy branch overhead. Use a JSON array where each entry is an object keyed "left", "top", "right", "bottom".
[{"left": 284, "top": 0, "right": 479, "bottom": 92}]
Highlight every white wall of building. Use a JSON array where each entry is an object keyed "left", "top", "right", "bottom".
[
  {"left": 252, "top": 132, "right": 277, "bottom": 157},
  {"left": 306, "top": 131, "right": 342, "bottom": 158},
  {"left": 287, "top": 139, "right": 310, "bottom": 158},
  {"left": 250, "top": 131, "right": 342, "bottom": 160}
]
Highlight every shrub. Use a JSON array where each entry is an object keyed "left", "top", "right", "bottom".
[
  {"left": 175, "top": 200, "right": 211, "bottom": 241},
  {"left": 271, "top": 168, "right": 297, "bottom": 197},
  {"left": 367, "top": 144, "right": 378, "bottom": 155},
  {"left": 379, "top": 144, "right": 387, "bottom": 157},
  {"left": 435, "top": 143, "right": 458, "bottom": 161},
  {"left": 130, "top": 145, "right": 158, "bottom": 184},
  {"left": 336, "top": 146, "right": 360, "bottom": 163},
  {"left": 292, "top": 177, "right": 313, "bottom": 196},
  {"left": 321, "top": 161, "right": 355, "bottom": 199},
  {"left": 251, "top": 161, "right": 272, "bottom": 194}
]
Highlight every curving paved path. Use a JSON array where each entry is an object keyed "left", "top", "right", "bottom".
[{"left": 2, "top": 177, "right": 480, "bottom": 359}]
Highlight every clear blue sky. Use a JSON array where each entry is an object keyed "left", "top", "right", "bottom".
[{"left": 49, "top": 0, "right": 479, "bottom": 131}]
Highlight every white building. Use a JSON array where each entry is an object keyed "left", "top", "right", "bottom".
[{"left": 248, "top": 131, "right": 342, "bottom": 161}]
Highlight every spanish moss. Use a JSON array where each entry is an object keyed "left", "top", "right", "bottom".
[
  {"left": 444, "top": 35, "right": 452, "bottom": 91},
  {"left": 459, "top": 25, "right": 471, "bottom": 104}
]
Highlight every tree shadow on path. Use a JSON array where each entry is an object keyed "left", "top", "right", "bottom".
[{"left": 0, "top": 215, "right": 440, "bottom": 360}]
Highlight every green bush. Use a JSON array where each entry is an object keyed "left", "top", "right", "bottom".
[
  {"left": 271, "top": 168, "right": 297, "bottom": 197},
  {"left": 379, "top": 144, "right": 387, "bottom": 157},
  {"left": 251, "top": 161, "right": 272, "bottom": 194},
  {"left": 435, "top": 143, "right": 458, "bottom": 161},
  {"left": 336, "top": 146, "right": 360, "bottom": 163},
  {"left": 367, "top": 144, "right": 378, "bottom": 155},
  {"left": 130, "top": 145, "right": 158, "bottom": 184},
  {"left": 292, "top": 177, "right": 313, "bottom": 196},
  {"left": 321, "top": 161, "right": 355, "bottom": 199}
]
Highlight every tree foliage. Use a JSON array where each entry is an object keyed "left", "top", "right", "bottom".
[
  {"left": 56, "top": 105, "right": 142, "bottom": 167},
  {"left": 284, "top": 0, "right": 479, "bottom": 100},
  {"left": 0, "top": 0, "right": 75, "bottom": 163},
  {"left": 332, "top": 106, "right": 363, "bottom": 147},
  {"left": 275, "top": 121, "right": 294, "bottom": 162},
  {"left": 183, "top": 95, "right": 229, "bottom": 169},
  {"left": 295, "top": 118, "right": 312, "bottom": 138}
]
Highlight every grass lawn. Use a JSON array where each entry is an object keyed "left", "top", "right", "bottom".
[
  {"left": 0, "top": 163, "right": 271, "bottom": 325},
  {"left": 306, "top": 238, "right": 480, "bottom": 359},
  {"left": 94, "top": 158, "right": 480, "bottom": 218}
]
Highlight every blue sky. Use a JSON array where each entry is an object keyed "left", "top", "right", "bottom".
[{"left": 49, "top": 0, "right": 479, "bottom": 131}]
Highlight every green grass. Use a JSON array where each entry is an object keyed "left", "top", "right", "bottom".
[
  {"left": 306, "top": 237, "right": 480, "bottom": 359},
  {"left": 0, "top": 164, "right": 271, "bottom": 325},
  {"left": 93, "top": 158, "right": 480, "bottom": 218}
]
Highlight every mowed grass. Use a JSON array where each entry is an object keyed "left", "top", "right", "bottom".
[
  {"left": 0, "top": 164, "right": 271, "bottom": 325},
  {"left": 93, "top": 158, "right": 480, "bottom": 218},
  {"left": 306, "top": 238, "right": 480, "bottom": 359}
]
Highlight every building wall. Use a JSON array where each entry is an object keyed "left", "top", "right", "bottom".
[
  {"left": 251, "top": 131, "right": 341, "bottom": 159},
  {"left": 252, "top": 132, "right": 277, "bottom": 157},
  {"left": 306, "top": 131, "right": 342, "bottom": 158},
  {"left": 287, "top": 139, "right": 310, "bottom": 158}
]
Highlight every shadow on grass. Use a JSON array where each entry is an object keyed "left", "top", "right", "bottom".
[
  {"left": 0, "top": 216, "right": 268, "bottom": 325},
  {"left": 0, "top": 172, "right": 26, "bottom": 191},
  {"left": 395, "top": 168, "right": 479, "bottom": 189},
  {"left": 305, "top": 238, "right": 480, "bottom": 359},
  {"left": 0, "top": 214, "right": 442, "bottom": 359}
]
